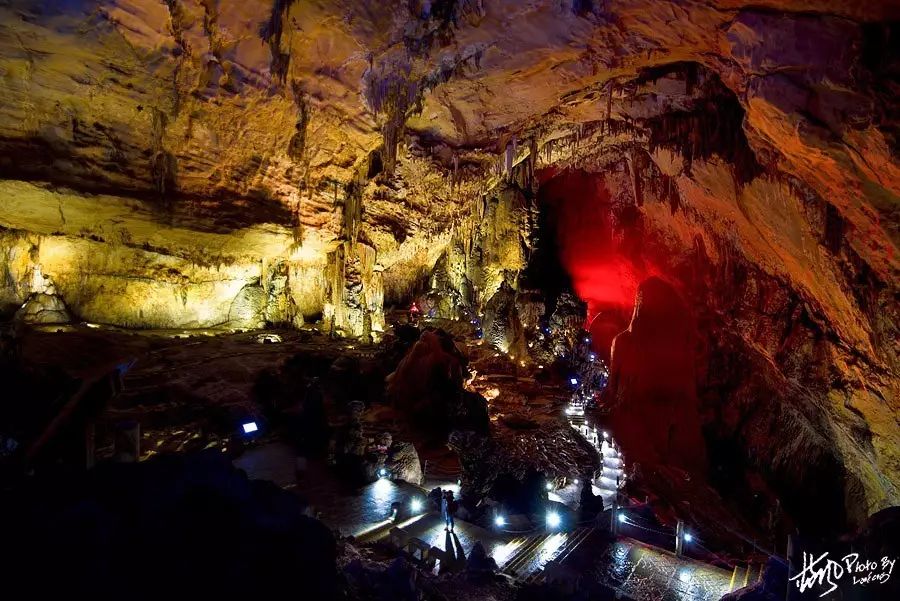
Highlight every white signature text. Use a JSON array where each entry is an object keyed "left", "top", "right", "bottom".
[{"left": 790, "top": 552, "right": 895, "bottom": 597}]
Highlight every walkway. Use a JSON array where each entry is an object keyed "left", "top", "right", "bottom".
[
  {"left": 596, "top": 538, "right": 734, "bottom": 601},
  {"left": 378, "top": 512, "right": 508, "bottom": 573},
  {"left": 497, "top": 527, "right": 596, "bottom": 581},
  {"left": 557, "top": 411, "right": 625, "bottom": 510},
  {"left": 234, "top": 442, "right": 424, "bottom": 538},
  {"left": 235, "top": 443, "right": 736, "bottom": 601}
]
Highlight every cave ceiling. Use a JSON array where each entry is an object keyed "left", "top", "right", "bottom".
[{"left": 0, "top": 0, "right": 896, "bottom": 274}]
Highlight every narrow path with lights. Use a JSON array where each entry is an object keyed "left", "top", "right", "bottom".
[
  {"left": 235, "top": 427, "right": 736, "bottom": 598},
  {"left": 597, "top": 538, "right": 735, "bottom": 601},
  {"left": 561, "top": 414, "right": 738, "bottom": 599},
  {"left": 565, "top": 408, "right": 626, "bottom": 510}
]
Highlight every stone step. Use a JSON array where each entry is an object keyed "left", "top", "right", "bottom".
[
  {"left": 745, "top": 562, "right": 762, "bottom": 588},
  {"left": 729, "top": 564, "right": 747, "bottom": 592},
  {"left": 500, "top": 534, "right": 552, "bottom": 576},
  {"left": 502, "top": 528, "right": 595, "bottom": 582}
]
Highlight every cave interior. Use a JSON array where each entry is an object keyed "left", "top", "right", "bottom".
[{"left": 0, "top": 1, "right": 898, "bottom": 600}]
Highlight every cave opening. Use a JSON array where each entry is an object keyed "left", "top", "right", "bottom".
[{"left": 527, "top": 168, "right": 646, "bottom": 364}]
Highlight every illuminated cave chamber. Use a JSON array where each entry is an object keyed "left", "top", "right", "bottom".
[
  {"left": 0, "top": 0, "right": 896, "bottom": 550},
  {"left": 417, "top": 61, "right": 897, "bottom": 538}
]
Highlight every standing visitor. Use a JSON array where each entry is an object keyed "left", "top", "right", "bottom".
[{"left": 442, "top": 490, "right": 456, "bottom": 532}]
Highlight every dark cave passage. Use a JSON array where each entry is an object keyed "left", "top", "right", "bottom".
[{"left": 528, "top": 168, "right": 649, "bottom": 363}]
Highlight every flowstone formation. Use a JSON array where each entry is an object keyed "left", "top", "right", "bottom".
[{"left": 0, "top": 0, "right": 897, "bottom": 537}]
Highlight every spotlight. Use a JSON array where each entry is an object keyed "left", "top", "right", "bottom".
[
  {"left": 410, "top": 498, "right": 423, "bottom": 512},
  {"left": 242, "top": 421, "right": 258, "bottom": 434},
  {"left": 618, "top": 512, "right": 626, "bottom": 523},
  {"left": 589, "top": 353, "right": 596, "bottom": 361},
  {"left": 573, "top": 479, "right": 579, "bottom": 485},
  {"left": 684, "top": 532, "right": 693, "bottom": 543},
  {"left": 494, "top": 515, "right": 506, "bottom": 527},
  {"left": 378, "top": 468, "right": 389, "bottom": 479},
  {"left": 602, "top": 431, "right": 609, "bottom": 439},
  {"left": 570, "top": 378, "right": 578, "bottom": 385},
  {"left": 545, "top": 482, "right": 553, "bottom": 491},
  {"left": 546, "top": 511, "right": 561, "bottom": 528}
]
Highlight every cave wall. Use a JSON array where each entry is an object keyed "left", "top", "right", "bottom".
[
  {"left": 551, "top": 155, "right": 900, "bottom": 533},
  {"left": 0, "top": 0, "right": 896, "bottom": 535},
  {"left": 0, "top": 180, "right": 335, "bottom": 329},
  {"left": 426, "top": 182, "right": 533, "bottom": 319}
]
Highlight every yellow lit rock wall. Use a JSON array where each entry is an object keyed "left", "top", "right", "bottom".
[
  {"left": 0, "top": 180, "right": 386, "bottom": 330},
  {"left": 323, "top": 242, "right": 384, "bottom": 338}
]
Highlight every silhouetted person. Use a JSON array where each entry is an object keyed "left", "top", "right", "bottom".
[
  {"left": 409, "top": 301, "right": 421, "bottom": 324},
  {"left": 442, "top": 490, "right": 456, "bottom": 532}
]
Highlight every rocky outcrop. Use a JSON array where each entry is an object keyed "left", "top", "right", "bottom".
[
  {"left": 386, "top": 329, "right": 488, "bottom": 437},
  {"left": 0, "top": 451, "right": 340, "bottom": 599},
  {"left": 449, "top": 424, "right": 599, "bottom": 506},
  {"left": 482, "top": 280, "right": 522, "bottom": 355},
  {"left": 15, "top": 292, "right": 71, "bottom": 324},
  {"left": 386, "top": 441, "right": 424, "bottom": 486},
  {"left": 605, "top": 277, "right": 707, "bottom": 474}
]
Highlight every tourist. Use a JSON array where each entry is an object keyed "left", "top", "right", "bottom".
[
  {"left": 442, "top": 490, "right": 456, "bottom": 532},
  {"left": 409, "top": 301, "right": 422, "bottom": 323}
]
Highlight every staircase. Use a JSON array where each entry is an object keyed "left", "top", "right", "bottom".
[
  {"left": 498, "top": 527, "right": 595, "bottom": 583},
  {"left": 728, "top": 562, "right": 763, "bottom": 592}
]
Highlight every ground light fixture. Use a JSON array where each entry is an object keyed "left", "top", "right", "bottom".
[
  {"left": 602, "top": 431, "right": 609, "bottom": 439},
  {"left": 569, "top": 377, "right": 578, "bottom": 385},
  {"left": 494, "top": 515, "right": 506, "bottom": 527},
  {"left": 573, "top": 479, "right": 579, "bottom": 485},
  {"left": 378, "top": 468, "right": 389, "bottom": 479},
  {"left": 618, "top": 512, "right": 627, "bottom": 523},
  {"left": 410, "top": 498, "right": 423, "bottom": 512},
  {"left": 684, "top": 532, "right": 693, "bottom": 543},
  {"left": 545, "top": 481, "right": 553, "bottom": 491},
  {"left": 242, "top": 421, "right": 258, "bottom": 434},
  {"left": 546, "top": 511, "right": 561, "bottom": 528}
]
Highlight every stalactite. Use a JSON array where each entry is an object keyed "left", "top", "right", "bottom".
[
  {"left": 452, "top": 154, "right": 459, "bottom": 190},
  {"left": 291, "top": 201, "right": 303, "bottom": 246},
  {"left": 503, "top": 137, "right": 517, "bottom": 178},
  {"left": 605, "top": 82, "right": 614, "bottom": 135},
  {"left": 625, "top": 149, "right": 643, "bottom": 207},
  {"left": 339, "top": 180, "right": 364, "bottom": 245}
]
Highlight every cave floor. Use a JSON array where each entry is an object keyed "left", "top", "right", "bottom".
[
  {"left": 19, "top": 324, "right": 371, "bottom": 458},
  {"left": 594, "top": 538, "right": 734, "bottom": 601},
  {"left": 234, "top": 441, "right": 734, "bottom": 599},
  {"left": 15, "top": 321, "right": 760, "bottom": 594}
]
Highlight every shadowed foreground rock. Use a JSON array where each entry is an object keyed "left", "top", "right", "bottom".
[
  {"left": 387, "top": 329, "right": 489, "bottom": 437},
  {"left": 0, "top": 452, "right": 340, "bottom": 601}
]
